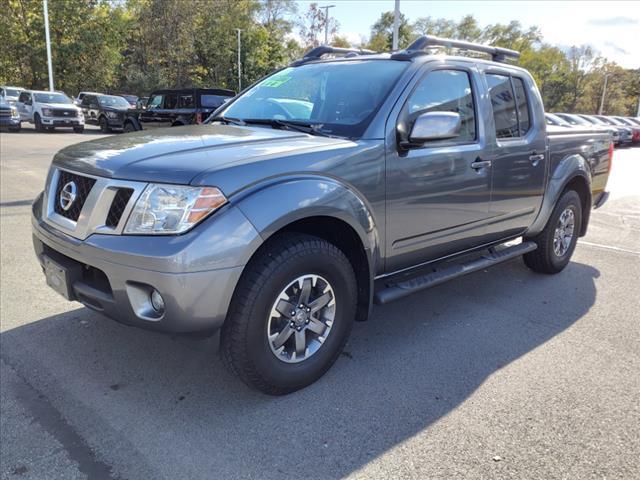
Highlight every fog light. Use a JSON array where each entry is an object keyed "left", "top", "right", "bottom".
[{"left": 150, "top": 289, "right": 165, "bottom": 313}]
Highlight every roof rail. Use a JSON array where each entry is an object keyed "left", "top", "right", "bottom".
[
  {"left": 391, "top": 35, "right": 520, "bottom": 63},
  {"left": 290, "top": 45, "right": 376, "bottom": 66}
]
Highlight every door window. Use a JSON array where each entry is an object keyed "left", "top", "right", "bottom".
[
  {"left": 404, "top": 69, "right": 477, "bottom": 143},
  {"left": 486, "top": 74, "right": 518, "bottom": 138},
  {"left": 164, "top": 93, "right": 178, "bottom": 110},
  {"left": 147, "top": 94, "right": 163, "bottom": 109},
  {"left": 178, "top": 94, "right": 195, "bottom": 108},
  {"left": 486, "top": 74, "right": 531, "bottom": 139}
]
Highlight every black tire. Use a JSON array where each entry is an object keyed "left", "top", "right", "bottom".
[
  {"left": 123, "top": 121, "right": 136, "bottom": 133},
  {"left": 34, "top": 114, "right": 44, "bottom": 132},
  {"left": 99, "top": 116, "right": 111, "bottom": 133},
  {"left": 221, "top": 233, "right": 357, "bottom": 395},
  {"left": 524, "top": 189, "right": 582, "bottom": 274},
  {"left": 73, "top": 126, "right": 84, "bottom": 133},
  {"left": 9, "top": 123, "right": 21, "bottom": 133}
]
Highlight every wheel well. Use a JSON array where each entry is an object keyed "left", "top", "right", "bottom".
[
  {"left": 269, "top": 216, "right": 372, "bottom": 322},
  {"left": 564, "top": 176, "right": 591, "bottom": 236}
]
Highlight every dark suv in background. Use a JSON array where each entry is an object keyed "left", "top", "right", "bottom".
[
  {"left": 80, "top": 94, "right": 133, "bottom": 132},
  {"left": 123, "top": 88, "right": 234, "bottom": 131}
]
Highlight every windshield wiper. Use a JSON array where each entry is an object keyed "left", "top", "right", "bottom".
[
  {"left": 208, "top": 115, "right": 246, "bottom": 126},
  {"left": 241, "top": 118, "right": 331, "bottom": 137}
]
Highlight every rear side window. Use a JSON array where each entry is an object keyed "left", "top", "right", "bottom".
[
  {"left": 486, "top": 74, "right": 518, "bottom": 138},
  {"left": 200, "top": 94, "right": 230, "bottom": 108},
  {"left": 405, "top": 69, "right": 476, "bottom": 143},
  {"left": 486, "top": 73, "right": 531, "bottom": 139}
]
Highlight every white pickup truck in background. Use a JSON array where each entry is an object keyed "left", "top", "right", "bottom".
[{"left": 16, "top": 90, "right": 85, "bottom": 133}]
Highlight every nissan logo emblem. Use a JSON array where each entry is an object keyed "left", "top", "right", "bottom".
[{"left": 59, "top": 181, "right": 77, "bottom": 211}]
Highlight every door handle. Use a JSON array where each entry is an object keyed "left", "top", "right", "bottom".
[
  {"left": 471, "top": 159, "right": 492, "bottom": 170},
  {"left": 529, "top": 153, "right": 544, "bottom": 166}
]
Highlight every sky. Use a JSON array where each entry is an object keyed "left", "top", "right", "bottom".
[{"left": 294, "top": 0, "right": 640, "bottom": 68}]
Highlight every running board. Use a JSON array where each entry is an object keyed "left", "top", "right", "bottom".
[{"left": 374, "top": 241, "right": 537, "bottom": 305}]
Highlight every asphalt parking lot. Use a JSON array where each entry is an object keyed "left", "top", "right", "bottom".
[{"left": 1, "top": 125, "right": 639, "bottom": 479}]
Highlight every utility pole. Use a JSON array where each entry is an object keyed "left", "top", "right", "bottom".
[
  {"left": 320, "top": 4, "right": 335, "bottom": 45},
  {"left": 235, "top": 29, "right": 242, "bottom": 92},
  {"left": 43, "top": 0, "right": 54, "bottom": 91},
  {"left": 392, "top": 0, "right": 400, "bottom": 50},
  {"left": 598, "top": 73, "right": 610, "bottom": 115}
]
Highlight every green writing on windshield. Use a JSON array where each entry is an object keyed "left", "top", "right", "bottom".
[{"left": 261, "top": 71, "right": 291, "bottom": 88}]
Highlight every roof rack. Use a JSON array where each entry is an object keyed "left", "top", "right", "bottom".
[
  {"left": 290, "top": 45, "right": 376, "bottom": 66},
  {"left": 391, "top": 35, "right": 520, "bottom": 63}
]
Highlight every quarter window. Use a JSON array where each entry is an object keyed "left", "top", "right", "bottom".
[
  {"left": 405, "top": 69, "right": 477, "bottom": 143},
  {"left": 178, "top": 94, "right": 194, "bottom": 108},
  {"left": 512, "top": 77, "right": 530, "bottom": 135}
]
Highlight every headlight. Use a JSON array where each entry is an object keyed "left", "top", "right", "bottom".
[
  {"left": 10, "top": 106, "right": 18, "bottom": 117},
  {"left": 124, "top": 184, "right": 226, "bottom": 234},
  {"left": 106, "top": 111, "right": 118, "bottom": 119},
  {"left": 42, "top": 108, "right": 53, "bottom": 117}
]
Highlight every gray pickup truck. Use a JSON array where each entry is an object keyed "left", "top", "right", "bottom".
[{"left": 32, "top": 37, "right": 611, "bottom": 394}]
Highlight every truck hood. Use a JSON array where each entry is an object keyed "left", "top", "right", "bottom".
[
  {"left": 52, "top": 124, "right": 356, "bottom": 190},
  {"left": 41, "top": 103, "right": 80, "bottom": 109}
]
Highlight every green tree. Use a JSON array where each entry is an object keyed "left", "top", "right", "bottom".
[{"left": 368, "top": 11, "right": 413, "bottom": 50}]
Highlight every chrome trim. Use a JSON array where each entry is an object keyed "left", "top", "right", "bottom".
[{"left": 43, "top": 167, "right": 147, "bottom": 240}]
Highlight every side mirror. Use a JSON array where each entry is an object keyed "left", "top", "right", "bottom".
[{"left": 404, "top": 111, "right": 462, "bottom": 147}]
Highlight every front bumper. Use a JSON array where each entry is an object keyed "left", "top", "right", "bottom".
[
  {"left": 0, "top": 116, "right": 20, "bottom": 127},
  {"left": 31, "top": 194, "right": 259, "bottom": 333},
  {"left": 42, "top": 116, "right": 84, "bottom": 127}
]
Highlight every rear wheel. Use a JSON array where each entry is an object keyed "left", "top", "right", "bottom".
[
  {"left": 34, "top": 114, "right": 44, "bottom": 132},
  {"left": 220, "top": 233, "right": 357, "bottom": 395},
  {"left": 524, "top": 189, "right": 582, "bottom": 274}
]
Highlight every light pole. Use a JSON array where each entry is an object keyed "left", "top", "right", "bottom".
[
  {"left": 598, "top": 73, "right": 610, "bottom": 115},
  {"left": 43, "top": 0, "right": 54, "bottom": 91},
  {"left": 392, "top": 0, "right": 400, "bottom": 50},
  {"left": 235, "top": 29, "right": 242, "bottom": 92},
  {"left": 320, "top": 4, "right": 335, "bottom": 45}
]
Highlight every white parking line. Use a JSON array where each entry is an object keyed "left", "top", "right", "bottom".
[{"left": 578, "top": 240, "right": 640, "bottom": 256}]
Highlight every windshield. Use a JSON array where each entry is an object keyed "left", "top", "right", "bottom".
[
  {"left": 557, "top": 113, "right": 590, "bottom": 126},
  {"left": 614, "top": 117, "right": 633, "bottom": 126},
  {"left": 546, "top": 113, "right": 570, "bottom": 126},
  {"left": 599, "top": 116, "right": 622, "bottom": 126},
  {"left": 98, "top": 95, "right": 131, "bottom": 108},
  {"left": 4, "top": 88, "right": 22, "bottom": 98},
  {"left": 217, "top": 60, "right": 408, "bottom": 137},
  {"left": 34, "top": 92, "right": 72, "bottom": 104},
  {"left": 582, "top": 115, "right": 606, "bottom": 126}
]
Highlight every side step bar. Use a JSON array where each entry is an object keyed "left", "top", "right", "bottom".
[{"left": 374, "top": 241, "right": 537, "bottom": 305}]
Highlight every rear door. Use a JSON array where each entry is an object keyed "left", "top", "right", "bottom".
[
  {"left": 385, "top": 63, "right": 493, "bottom": 272},
  {"left": 480, "top": 70, "right": 547, "bottom": 240}
]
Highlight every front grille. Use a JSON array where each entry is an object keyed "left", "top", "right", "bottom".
[
  {"left": 53, "top": 170, "right": 96, "bottom": 221},
  {"left": 0, "top": 109, "right": 11, "bottom": 117},
  {"left": 50, "top": 108, "right": 78, "bottom": 117},
  {"left": 105, "top": 188, "right": 133, "bottom": 227}
]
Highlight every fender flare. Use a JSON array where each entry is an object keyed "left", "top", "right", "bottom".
[
  {"left": 234, "top": 175, "right": 381, "bottom": 276},
  {"left": 526, "top": 153, "right": 592, "bottom": 237},
  {"left": 123, "top": 116, "right": 141, "bottom": 131}
]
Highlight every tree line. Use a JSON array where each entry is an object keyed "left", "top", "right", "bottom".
[{"left": 1, "top": 0, "right": 638, "bottom": 115}]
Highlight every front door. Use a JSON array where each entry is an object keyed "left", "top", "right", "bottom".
[
  {"left": 18, "top": 92, "right": 32, "bottom": 121},
  {"left": 139, "top": 93, "right": 169, "bottom": 129},
  {"left": 385, "top": 66, "right": 492, "bottom": 273},
  {"left": 481, "top": 71, "right": 547, "bottom": 240}
]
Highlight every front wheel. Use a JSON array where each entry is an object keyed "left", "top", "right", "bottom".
[
  {"left": 9, "top": 123, "right": 21, "bottom": 133},
  {"left": 34, "top": 114, "right": 44, "bottom": 132},
  {"left": 220, "top": 234, "right": 357, "bottom": 395},
  {"left": 99, "top": 116, "right": 111, "bottom": 133},
  {"left": 524, "top": 189, "right": 582, "bottom": 274},
  {"left": 123, "top": 121, "right": 136, "bottom": 133},
  {"left": 73, "top": 126, "right": 84, "bottom": 133}
]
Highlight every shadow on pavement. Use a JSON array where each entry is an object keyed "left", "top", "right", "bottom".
[{"left": 0, "top": 259, "right": 599, "bottom": 479}]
